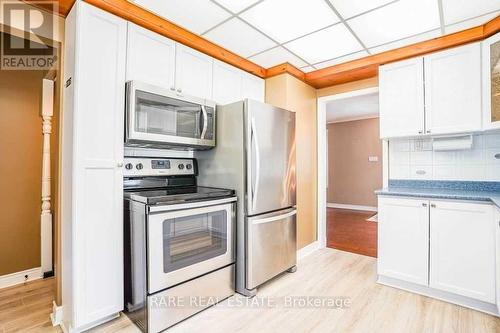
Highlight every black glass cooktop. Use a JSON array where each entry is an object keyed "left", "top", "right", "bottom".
[{"left": 125, "top": 186, "right": 235, "bottom": 205}]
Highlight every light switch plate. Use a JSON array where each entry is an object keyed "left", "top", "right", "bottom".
[{"left": 368, "top": 156, "right": 379, "bottom": 162}]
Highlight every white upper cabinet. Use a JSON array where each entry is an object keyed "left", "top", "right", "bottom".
[
  {"left": 429, "top": 200, "right": 495, "bottom": 303},
  {"left": 378, "top": 197, "right": 429, "bottom": 286},
  {"left": 213, "top": 60, "right": 243, "bottom": 105},
  {"left": 482, "top": 32, "right": 500, "bottom": 130},
  {"left": 424, "top": 42, "right": 482, "bottom": 135},
  {"left": 175, "top": 44, "right": 213, "bottom": 100},
  {"left": 126, "top": 23, "right": 176, "bottom": 89},
  {"left": 241, "top": 72, "right": 265, "bottom": 102},
  {"left": 379, "top": 57, "right": 425, "bottom": 138}
]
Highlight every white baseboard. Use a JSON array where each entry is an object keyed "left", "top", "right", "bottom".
[
  {"left": 297, "top": 241, "right": 323, "bottom": 261},
  {"left": 0, "top": 267, "right": 43, "bottom": 289},
  {"left": 327, "top": 203, "right": 378, "bottom": 212},
  {"left": 50, "top": 301, "right": 63, "bottom": 327}
]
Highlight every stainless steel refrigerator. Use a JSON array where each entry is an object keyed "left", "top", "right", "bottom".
[{"left": 195, "top": 99, "right": 296, "bottom": 296}]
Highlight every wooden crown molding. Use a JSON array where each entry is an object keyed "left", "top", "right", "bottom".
[{"left": 41, "top": 1, "right": 500, "bottom": 89}]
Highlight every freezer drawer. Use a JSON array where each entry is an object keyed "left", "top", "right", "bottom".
[
  {"left": 246, "top": 208, "right": 297, "bottom": 290},
  {"left": 148, "top": 264, "right": 234, "bottom": 332}
]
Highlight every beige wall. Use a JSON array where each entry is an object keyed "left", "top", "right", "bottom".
[
  {"left": 317, "top": 77, "right": 378, "bottom": 97},
  {"left": 266, "top": 74, "right": 317, "bottom": 249},
  {"left": 0, "top": 70, "right": 48, "bottom": 275},
  {"left": 327, "top": 118, "right": 382, "bottom": 207}
]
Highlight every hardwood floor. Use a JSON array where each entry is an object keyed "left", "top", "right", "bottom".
[
  {"left": 0, "top": 277, "right": 60, "bottom": 333},
  {"left": 3, "top": 250, "right": 499, "bottom": 332},
  {"left": 327, "top": 208, "right": 378, "bottom": 257}
]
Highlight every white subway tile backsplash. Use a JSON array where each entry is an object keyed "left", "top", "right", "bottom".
[{"left": 389, "top": 133, "right": 500, "bottom": 181}]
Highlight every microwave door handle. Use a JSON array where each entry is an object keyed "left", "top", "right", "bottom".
[
  {"left": 200, "top": 105, "right": 208, "bottom": 139},
  {"left": 251, "top": 117, "right": 261, "bottom": 212}
]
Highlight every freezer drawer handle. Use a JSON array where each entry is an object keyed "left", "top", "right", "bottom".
[{"left": 252, "top": 209, "right": 297, "bottom": 225}]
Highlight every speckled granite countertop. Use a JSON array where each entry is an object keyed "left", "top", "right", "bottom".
[{"left": 375, "top": 180, "right": 500, "bottom": 209}]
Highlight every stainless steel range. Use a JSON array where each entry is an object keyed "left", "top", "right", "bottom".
[{"left": 123, "top": 157, "right": 236, "bottom": 332}]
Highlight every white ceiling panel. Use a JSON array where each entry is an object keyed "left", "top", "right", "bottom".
[
  {"left": 204, "top": 18, "right": 276, "bottom": 57},
  {"left": 348, "top": 0, "right": 440, "bottom": 48},
  {"left": 444, "top": 11, "right": 500, "bottom": 34},
  {"left": 249, "top": 46, "right": 308, "bottom": 68},
  {"left": 285, "top": 24, "right": 363, "bottom": 64},
  {"left": 133, "top": 0, "right": 231, "bottom": 34},
  {"left": 314, "top": 51, "right": 369, "bottom": 69},
  {"left": 369, "top": 29, "right": 441, "bottom": 54},
  {"left": 328, "top": 0, "right": 395, "bottom": 19},
  {"left": 214, "top": 0, "right": 260, "bottom": 13},
  {"left": 240, "top": 0, "right": 340, "bottom": 43},
  {"left": 442, "top": 0, "right": 500, "bottom": 25}
]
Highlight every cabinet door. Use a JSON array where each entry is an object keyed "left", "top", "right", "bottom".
[
  {"left": 378, "top": 197, "right": 429, "bottom": 285},
  {"left": 73, "top": 2, "right": 126, "bottom": 327},
  {"left": 213, "top": 60, "right": 242, "bottom": 105},
  {"left": 175, "top": 44, "right": 213, "bottom": 100},
  {"left": 482, "top": 32, "right": 500, "bottom": 130},
  {"left": 424, "top": 43, "right": 482, "bottom": 134},
  {"left": 496, "top": 207, "right": 500, "bottom": 312},
  {"left": 241, "top": 72, "right": 265, "bottom": 102},
  {"left": 429, "top": 201, "right": 495, "bottom": 303},
  {"left": 126, "top": 23, "right": 175, "bottom": 89},
  {"left": 379, "top": 57, "right": 425, "bottom": 138}
]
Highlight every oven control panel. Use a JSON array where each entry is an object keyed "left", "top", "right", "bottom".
[{"left": 123, "top": 157, "right": 196, "bottom": 177}]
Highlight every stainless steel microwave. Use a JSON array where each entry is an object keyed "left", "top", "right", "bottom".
[{"left": 125, "top": 81, "right": 216, "bottom": 150}]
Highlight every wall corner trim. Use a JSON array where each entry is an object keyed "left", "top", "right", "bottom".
[{"left": 297, "top": 241, "right": 323, "bottom": 261}]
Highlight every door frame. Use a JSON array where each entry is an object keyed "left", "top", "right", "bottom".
[{"left": 316, "top": 87, "right": 387, "bottom": 248}]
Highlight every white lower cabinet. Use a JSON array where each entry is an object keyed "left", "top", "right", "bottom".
[
  {"left": 429, "top": 200, "right": 496, "bottom": 303},
  {"left": 63, "top": 2, "right": 125, "bottom": 331},
  {"left": 494, "top": 206, "right": 500, "bottom": 312},
  {"left": 378, "top": 197, "right": 497, "bottom": 308},
  {"left": 378, "top": 197, "right": 429, "bottom": 285}
]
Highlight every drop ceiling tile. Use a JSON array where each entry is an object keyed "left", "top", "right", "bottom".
[
  {"left": 442, "top": 0, "right": 500, "bottom": 25},
  {"left": 240, "top": 0, "right": 340, "bottom": 43},
  {"left": 348, "top": 0, "right": 440, "bottom": 48},
  {"left": 249, "top": 46, "right": 307, "bottom": 69},
  {"left": 204, "top": 18, "right": 276, "bottom": 57},
  {"left": 301, "top": 66, "right": 316, "bottom": 73},
  {"left": 285, "top": 24, "right": 363, "bottom": 64},
  {"left": 328, "top": 0, "right": 394, "bottom": 19},
  {"left": 444, "top": 11, "right": 500, "bottom": 34},
  {"left": 214, "top": 0, "right": 260, "bottom": 13},
  {"left": 314, "top": 51, "right": 369, "bottom": 69},
  {"left": 369, "top": 29, "right": 442, "bottom": 54},
  {"left": 133, "top": 0, "right": 231, "bottom": 34}
]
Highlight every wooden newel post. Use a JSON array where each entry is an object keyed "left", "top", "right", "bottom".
[{"left": 41, "top": 79, "right": 54, "bottom": 275}]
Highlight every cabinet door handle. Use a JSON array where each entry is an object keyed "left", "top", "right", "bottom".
[
  {"left": 170, "top": 86, "right": 175, "bottom": 91},
  {"left": 418, "top": 130, "right": 423, "bottom": 134},
  {"left": 426, "top": 130, "right": 431, "bottom": 134},
  {"left": 430, "top": 204, "right": 436, "bottom": 208},
  {"left": 422, "top": 203, "right": 427, "bottom": 207},
  {"left": 176, "top": 88, "right": 182, "bottom": 93},
  {"left": 117, "top": 162, "right": 124, "bottom": 168}
]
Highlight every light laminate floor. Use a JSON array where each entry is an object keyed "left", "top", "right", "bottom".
[{"left": 92, "top": 249, "right": 500, "bottom": 333}]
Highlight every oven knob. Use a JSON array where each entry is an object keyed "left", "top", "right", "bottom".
[
  {"left": 136, "top": 163, "right": 143, "bottom": 170},
  {"left": 178, "top": 164, "right": 184, "bottom": 170},
  {"left": 125, "top": 163, "right": 133, "bottom": 170},
  {"left": 186, "top": 164, "right": 192, "bottom": 170}
]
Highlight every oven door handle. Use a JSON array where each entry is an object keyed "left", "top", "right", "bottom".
[{"left": 200, "top": 105, "right": 208, "bottom": 139}]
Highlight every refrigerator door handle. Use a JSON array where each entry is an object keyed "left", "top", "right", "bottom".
[
  {"left": 251, "top": 209, "right": 297, "bottom": 225},
  {"left": 251, "top": 117, "right": 261, "bottom": 212}
]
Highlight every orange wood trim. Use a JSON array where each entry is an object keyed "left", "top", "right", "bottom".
[
  {"left": 265, "top": 63, "right": 306, "bottom": 81},
  {"left": 83, "top": 0, "right": 267, "bottom": 78},
  {"left": 483, "top": 15, "right": 500, "bottom": 38}
]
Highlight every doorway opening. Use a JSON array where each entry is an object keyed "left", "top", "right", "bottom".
[{"left": 317, "top": 87, "right": 382, "bottom": 258}]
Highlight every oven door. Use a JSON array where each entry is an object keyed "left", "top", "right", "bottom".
[
  {"left": 126, "top": 81, "right": 215, "bottom": 148},
  {"left": 147, "top": 202, "right": 234, "bottom": 293}
]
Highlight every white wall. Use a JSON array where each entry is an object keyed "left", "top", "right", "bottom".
[{"left": 389, "top": 132, "right": 500, "bottom": 181}]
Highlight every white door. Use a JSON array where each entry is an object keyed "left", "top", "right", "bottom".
[
  {"left": 126, "top": 23, "right": 176, "bottom": 89},
  {"left": 175, "top": 44, "right": 213, "bottom": 100},
  {"left": 241, "top": 72, "right": 265, "bottom": 102},
  {"left": 379, "top": 57, "right": 425, "bottom": 138},
  {"left": 424, "top": 43, "right": 482, "bottom": 135},
  {"left": 378, "top": 197, "right": 429, "bottom": 285},
  {"left": 482, "top": 32, "right": 500, "bottom": 130},
  {"left": 213, "top": 60, "right": 242, "bottom": 105},
  {"left": 429, "top": 200, "right": 495, "bottom": 303},
  {"left": 73, "top": 2, "right": 126, "bottom": 327}
]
